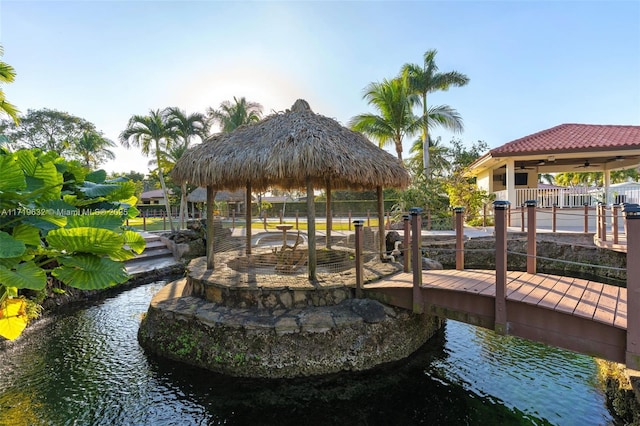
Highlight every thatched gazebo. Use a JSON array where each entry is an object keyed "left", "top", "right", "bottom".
[{"left": 172, "top": 99, "right": 410, "bottom": 281}]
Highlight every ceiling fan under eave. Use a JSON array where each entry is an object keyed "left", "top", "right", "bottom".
[
  {"left": 575, "top": 160, "right": 600, "bottom": 169},
  {"left": 517, "top": 161, "right": 536, "bottom": 170}
]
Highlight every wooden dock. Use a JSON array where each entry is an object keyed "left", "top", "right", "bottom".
[{"left": 365, "top": 270, "right": 628, "bottom": 363}]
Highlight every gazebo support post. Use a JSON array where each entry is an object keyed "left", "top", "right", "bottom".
[
  {"left": 206, "top": 185, "right": 215, "bottom": 270},
  {"left": 326, "top": 179, "right": 332, "bottom": 249},
  {"left": 307, "top": 177, "right": 317, "bottom": 281},
  {"left": 245, "top": 183, "right": 252, "bottom": 256},
  {"left": 377, "top": 186, "right": 385, "bottom": 260}
]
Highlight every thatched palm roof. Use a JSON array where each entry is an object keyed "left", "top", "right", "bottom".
[
  {"left": 172, "top": 99, "right": 409, "bottom": 191},
  {"left": 186, "top": 187, "right": 246, "bottom": 203}
]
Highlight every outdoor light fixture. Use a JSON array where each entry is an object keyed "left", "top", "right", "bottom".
[{"left": 547, "top": 156, "right": 555, "bottom": 162}]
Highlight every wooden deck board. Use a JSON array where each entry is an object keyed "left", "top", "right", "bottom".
[
  {"left": 614, "top": 287, "right": 627, "bottom": 329},
  {"left": 593, "top": 284, "right": 619, "bottom": 326},
  {"left": 537, "top": 276, "right": 575, "bottom": 310},
  {"left": 555, "top": 278, "right": 589, "bottom": 315},
  {"left": 573, "top": 281, "right": 604, "bottom": 320},
  {"left": 507, "top": 273, "right": 548, "bottom": 301},
  {"left": 521, "top": 274, "right": 561, "bottom": 306}
]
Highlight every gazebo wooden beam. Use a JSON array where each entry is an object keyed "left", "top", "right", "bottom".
[
  {"left": 307, "top": 176, "right": 317, "bottom": 281},
  {"left": 206, "top": 185, "right": 215, "bottom": 270},
  {"left": 377, "top": 186, "right": 385, "bottom": 260},
  {"left": 326, "top": 178, "right": 332, "bottom": 249},
  {"left": 246, "top": 182, "right": 252, "bottom": 256}
]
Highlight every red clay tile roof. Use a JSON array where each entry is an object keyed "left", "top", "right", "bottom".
[{"left": 490, "top": 124, "right": 640, "bottom": 157}]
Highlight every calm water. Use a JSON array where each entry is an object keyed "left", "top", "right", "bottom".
[{"left": 0, "top": 281, "right": 615, "bottom": 426}]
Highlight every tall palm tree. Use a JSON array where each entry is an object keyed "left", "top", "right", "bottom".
[
  {"left": 349, "top": 73, "right": 420, "bottom": 161},
  {"left": 120, "top": 109, "right": 177, "bottom": 231},
  {"left": 73, "top": 131, "right": 116, "bottom": 168},
  {"left": 166, "top": 107, "right": 209, "bottom": 228},
  {"left": 0, "top": 45, "right": 19, "bottom": 125},
  {"left": 208, "top": 96, "right": 262, "bottom": 132},
  {"left": 402, "top": 49, "right": 469, "bottom": 176}
]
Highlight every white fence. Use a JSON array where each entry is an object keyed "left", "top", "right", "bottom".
[{"left": 492, "top": 185, "right": 640, "bottom": 208}]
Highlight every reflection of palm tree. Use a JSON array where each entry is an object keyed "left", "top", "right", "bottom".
[
  {"left": 349, "top": 73, "right": 419, "bottom": 161},
  {"left": 166, "top": 107, "right": 209, "bottom": 228},
  {"left": 0, "top": 46, "right": 19, "bottom": 125},
  {"left": 73, "top": 131, "right": 116, "bottom": 168},
  {"left": 208, "top": 96, "right": 262, "bottom": 132},
  {"left": 120, "top": 110, "right": 177, "bottom": 231},
  {"left": 402, "top": 49, "right": 469, "bottom": 176}
]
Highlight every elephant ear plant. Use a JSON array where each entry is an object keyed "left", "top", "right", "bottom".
[{"left": 0, "top": 147, "right": 145, "bottom": 340}]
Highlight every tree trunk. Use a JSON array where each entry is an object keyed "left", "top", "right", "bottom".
[
  {"left": 179, "top": 183, "right": 187, "bottom": 229},
  {"left": 422, "top": 92, "right": 429, "bottom": 178},
  {"left": 155, "top": 146, "right": 174, "bottom": 232}
]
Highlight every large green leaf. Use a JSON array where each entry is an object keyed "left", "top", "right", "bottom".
[
  {"left": 12, "top": 224, "right": 41, "bottom": 246},
  {"left": 17, "top": 150, "right": 63, "bottom": 200},
  {"left": 0, "top": 231, "right": 26, "bottom": 258},
  {"left": 123, "top": 230, "right": 146, "bottom": 254},
  {"left": 46, "top": 227, "right": 124, "bottom": 254},
  {"left": 65, "top": 214, "right": 123, "bottom": 231},
  {"left": 85, "top": 169, "right": 107, "bottom": 183},
  {"left": 52, "top": 255, "right": 128, "bottom": 289},
  {"left": 107, "top": 248, "right": 136, "bottom": 262},
  {"left": 23, "top": 215, "right": 67, "bottom": 233},
  {"left": 0, "top": 154, "right": 26, "bottom": 191},
  {"left": 39, "top": 199, "right": 78, "bottom": 214},
  {"left": 0, "top": 261, "right": 47, "bottom": 290},
  {"left": 79, "top": 181, "right": 118, "bottom": 198}
]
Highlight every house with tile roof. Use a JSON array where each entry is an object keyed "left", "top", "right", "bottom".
[{"left": 466, "top": 124, "right": 640, "bottom": 208}]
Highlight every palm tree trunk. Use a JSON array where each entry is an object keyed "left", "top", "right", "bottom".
[
  {"left": 155, "top": 145, "right": 174, "bottom": 232},
  {"left": 422, "top": 93, "right": 429, "bottom": 178},
  {"left": 395, "top": 135, "right": 403, "bottom": 161},
  {"left": 179, "top": 183, "right": 187, "bottom": 229}
]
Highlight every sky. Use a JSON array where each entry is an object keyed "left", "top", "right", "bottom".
[{"left": 1, "top": 0, "right": 639, "bottom": 175}]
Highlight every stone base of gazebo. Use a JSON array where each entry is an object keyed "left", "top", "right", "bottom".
[{"left": 138, "top": 256, "right": 443, "bottom": 378}]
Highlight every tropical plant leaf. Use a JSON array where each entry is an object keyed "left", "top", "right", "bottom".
[
  {"left": 65, "top": 214, "right": 123, "bottom": 231},
  {"left": 0, "top": 261, "right": 47, "bottom": 290},
  {"left": 0, "top": 231, "right": 26, "bottom": 257},
  {"left": 0, "top": 154, "right": 26, "bottom": 191},
  {"left": 107, "top": 248, "right": 136, "bottom": 261},
  {"left": 17, "top": 150, "right": 63, "bottom": 199},
  {"left": 78, "top": 181, "right": 118, "bottom": 198},
  {"left": 85, "top": 169, "right": 107, "bottom": 183},
  {"left": 52, "top": 255, "right": 128, "bottom": 289},
  {"left": 125, "top": 206, "right": 140, "bottom": 219},
  {"left": 12, "top": 224, "right": 41, "bottom": 246},
  {"left": 23, "top": 215, "right": 67, "bottom": 233},
  {"left": 123, "top": 230, "right": 146, "bottom": 254},
  {"left": 39, "top": 199, "right": 78, "bottom": 214},
  {"left": 104, "top": 182, "right": 137, "bottom": 202},
  {"left": 0, "top": 298, "right": 29, "bottom": 340},
  {"left": 46, "top": 227, "right": 123, "bottom": 254}
]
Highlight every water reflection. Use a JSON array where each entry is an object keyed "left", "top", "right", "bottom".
[{"left": 0, "top": 281, "right": 614, "bottom": 425}]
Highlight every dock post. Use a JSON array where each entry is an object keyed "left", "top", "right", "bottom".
[
  {"left": 584, "top": 203, "right": 589, "bottom": 233},
  {"left": 354, "top": 220, "right": 364, "bottom": 299},
  {"left": 612, "top": 204, "right": 619, "bottom": 244},
  {"left": 552, "top": 204, "right": 557, "bottom": 233},
  {"left": 494, "top": 200, "right": 510, "bottom": 335},
  {"left": 625, "top": 204, "right": 640, "bottom": 370},
  {"left": 520, "top": 205, "right": 525, "bottom": 232},
  {"left": 403, "top": 214, "right": 410, "bottom": 273},
  {"left": 410, "top": 208, "right": 423, "bottom": 314},
  {"left": 454, "top": 207, "right": 465, "bottom": 270},
  {"left": 623, "top": 204, "right": 640, "bottom": 370},
  {"left": 525, "top": 200, "right": 537, "bottom": 274}
]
